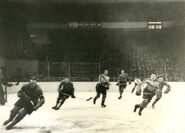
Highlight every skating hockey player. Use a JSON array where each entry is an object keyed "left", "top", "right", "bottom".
[
  {"left": 134, "top": 74, "right": 159, "bottom": 116},
  {"left": 3, "top": 77, "right": 45, "bottom": 130},
  {"left": 152, "top": 76, "right": 171, "bottom": 108},
  {"left": 52, "top": 77, "right": 76, "bottom": 110},
  {"left": 116, "top": 70, "right": 131, "bottom": 99},
  {"left": 93, "top": 70, "right": 110, "bottom": 107}
]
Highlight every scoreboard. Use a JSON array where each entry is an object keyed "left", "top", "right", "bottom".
[{"left": 148, "top": 22, "right": 162, "bottom": 29}]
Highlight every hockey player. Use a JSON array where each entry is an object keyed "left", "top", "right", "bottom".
[
  {"left": 0, "top": 68, "right": 12, "bottom": 105},
  {"left": 116, "top": 70, "right": 131, "bottom": 99},
  {"left": 93, "top": 70, "right": 110, "bottom": 108},
  {"left": 3, "top": 77, "right": 45, "bottom": 130},
  {"left": 152, "top": 76, "right": 171, "bottom": 108},
  {"left": 52, "top": 77, "right": 76, "bottom": 110},
  {"left": 134, "top": 74, "right": 159, "bottom": 116},
  {"left": 0, "top": 68, "right": 6, "bottom": 105},
  {"left": 131, "top": 77, "right": 142, "bottom": 94}
]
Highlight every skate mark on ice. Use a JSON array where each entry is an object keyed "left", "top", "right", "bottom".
[
  {"left": 39, "top": 127, "right": 52, "bottom": 133},
  {"left": 12, "top": 126, "right": 40, "bottom": 130}
]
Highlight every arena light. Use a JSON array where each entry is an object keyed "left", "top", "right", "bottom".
[
  {"left": 148, "top": 21, "right": 162, "bottom": 30},
  {"left": 30, "top": 34, "right": 39, "bottom": 38},
  {"left": 148, "top": 22, "right": 162, "bottom": 24}
]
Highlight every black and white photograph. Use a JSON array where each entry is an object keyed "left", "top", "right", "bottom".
[{"left": 0, "top": 0, "right": 185, "bottom": 132}]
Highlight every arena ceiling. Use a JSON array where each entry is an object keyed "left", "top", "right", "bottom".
[{"left": 4, "top": 0, "right": 185, "bottom": 3}]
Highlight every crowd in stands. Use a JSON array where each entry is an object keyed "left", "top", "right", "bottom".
[
  {"left": 5, "top": 34, "right": 185, "bottom": 82},
  {"left": 31, "top": 3, "right": 185, "bottom": 22},
  {"left": 128, "top": 48, "right": 185, "bottom": 81},
  {"left": 6, "top": 42, "right": 185, "bottom": 82},
  {"left": 33, "top": 45, "right": 185, "bottom": 82}
]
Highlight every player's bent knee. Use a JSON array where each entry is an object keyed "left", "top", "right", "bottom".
[{"left": 96, "top": 94, "right": 100, "bottom": 98}]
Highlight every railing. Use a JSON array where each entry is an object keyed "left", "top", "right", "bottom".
[{"left": 39, "top": 62, "right": 101, "bottom": 81}]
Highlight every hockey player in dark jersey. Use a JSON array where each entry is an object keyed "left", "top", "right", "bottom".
[
  {"left": 116, "top": 70, "right": 130, "bottom": 99},
  {"left": 134, "top": 74, "right": 159, "bottom": 116},
  {"left": 93, "top": 70, "right": 110, "bottom": 108},
  {"left": 0, "top": 68, "right": 6, "bottom": 105},
  {"left": 152, "top": 76, "right": 171, "bottom": 108},
  {"left": 52, "top": 77, "right": 76, "bottom": 110},
  {"left": 3, "top": 77, "right": 45, "bottom": 130},
  {"left": 0, "top": 68, "right": 13, "bottom": 105}
]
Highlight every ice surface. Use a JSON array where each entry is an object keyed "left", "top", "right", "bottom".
[{"left": 1, "top": 83, "right": 185, "bottom": 133}]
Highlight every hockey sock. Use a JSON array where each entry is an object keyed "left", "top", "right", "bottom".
[
  {"left": 94, "top": 93, "right": 100, "bottom": 104},
  {"left": 134, "top": 104, "right": 139, "bottom": 112},
  {"left": 118, "top": 87, "right": 123, "bottom": 99},
  {"left": 138, "top": 107, "right": 144, "bottom": 116},
  {"left": 141, "top": 99, "right": 149, "bottom": 108},
  {"left": 101, "top": 95, "right": 106, "bottom": 106}
]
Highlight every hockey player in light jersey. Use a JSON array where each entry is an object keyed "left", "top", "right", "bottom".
[
  {"left": 134, "top": 74, "right": 159, "bottom": 116},
  {"left": 93, "top": 70, "right": 110, "bottom": 108}
]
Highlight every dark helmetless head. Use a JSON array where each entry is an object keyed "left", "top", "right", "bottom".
[
  {"left": 121, "top": 70, "right": 125, "bottom": 74},
  {"left": 29, "top": 79, "right": 37, "bottom": 88},
  {"left": 158, "top": 76, "right": 164, "bottom": 83},
  {"left": 29, "top": 76, "right": 37, "bottom": 88},
  {"left": 104, "top": 70, "right": 108, "bottom": 75},
  {"left": 151, "top": 74, "right": 157, "bottom": 81},
  {"left": 64, "top": 77, "right": 70, "bottom": 83}
]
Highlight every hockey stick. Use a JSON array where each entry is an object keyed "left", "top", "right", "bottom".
[
  {"left": 62, "top": 93, "right": 93, "bottom": 101},
  {"left": 75, "top": 97, "right": 93, "bottom": 101}
]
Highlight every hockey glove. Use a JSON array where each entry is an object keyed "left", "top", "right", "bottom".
[
  {"left": 164, "top": 89, "right": 170, "bottom": 94},
  {"left": 33, "top": 105, "right": 39, "bottom": 111},
  {"left": 135, "top": 86, "right": 142, "bottom": 96}
]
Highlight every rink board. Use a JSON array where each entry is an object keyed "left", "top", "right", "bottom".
[{"left": 6, "top": 82, "right": 185, "bottom": 93}]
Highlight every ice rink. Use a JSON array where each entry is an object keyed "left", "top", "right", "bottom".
[{"left": 1, "top": 82, "right": 185, "bottom": 133}]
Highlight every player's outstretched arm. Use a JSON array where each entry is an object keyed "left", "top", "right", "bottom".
[
  {"left": 164, "top": 83, "right": 171, "bottom": 94},
  {"left": 135, "top": 79, "right": 147, "bottom": 95},
  {"left": 138, "top": 80, "right": 146, "bottom": 88},
  {"left": 57, "top": 83, "right": 64, "bottom": 93}
]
